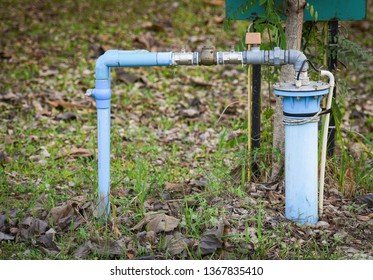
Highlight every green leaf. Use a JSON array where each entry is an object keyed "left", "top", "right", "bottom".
[
  {"left": 259, "top": 0, "right": 267, "bottom": 5},
  {"left": 310, "top": 5, "right": 314, "bottom": 17}
]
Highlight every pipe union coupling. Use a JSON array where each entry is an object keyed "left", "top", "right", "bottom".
[
  {"left": 172, "top": 52, "right": 196, "bottom": 65},
  {"left": 269, "top": 47, "right": 285, "bottom": 66}
]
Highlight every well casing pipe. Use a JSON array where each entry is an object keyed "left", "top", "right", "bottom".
[{"left": 274, "top": 82, "right": 329, "bottom": 224}]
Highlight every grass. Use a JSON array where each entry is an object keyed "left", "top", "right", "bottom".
[{"left": 0, "top": 0, "right": 372, "bottom": 260}]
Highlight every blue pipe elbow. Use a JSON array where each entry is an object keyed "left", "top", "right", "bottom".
[
  {"left": 93, "top": 50, "right": 173, "bottom": 108},
  {"left": 95, "top": 50, "right": 120, "bottom": 80}
]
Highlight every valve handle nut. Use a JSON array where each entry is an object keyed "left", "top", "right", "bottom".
[{"left": 85, "top": 89, "right": 94, "bottom": 97}]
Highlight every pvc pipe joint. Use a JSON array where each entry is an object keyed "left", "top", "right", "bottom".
[{"left": 92, "top": 80, "right": 111, "bottom": 109}]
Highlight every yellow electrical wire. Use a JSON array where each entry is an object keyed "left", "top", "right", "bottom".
[{"left": 247, "top": 42, "right": 252, "bottom": 182}]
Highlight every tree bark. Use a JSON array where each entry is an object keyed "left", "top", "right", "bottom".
[{"left": 271, "top": 0, "right": 306, "bottom": 181}]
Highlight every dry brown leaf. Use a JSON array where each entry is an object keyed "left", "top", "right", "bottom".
[
  {"left": 165, "top": 233, "right": 191, "bottom": 256},
  {"left": 133, "top": 33, "right": 156, "bottom": 50},
  {"left": 246, "top": 227, "right": 258, "bottom": 247},
  {"left": 49, "top": 204, "right": 73, "bottom": 226},
  {"left": 131, "top": 211, "right": 161, "bottom": 231},
  {"left": 37, "top": 234, "right": 60, "bottom": 254},
  {"left": 4, "top": 135, "right": 12, "bottom": 145},
  {"left": 46, "top": 99, "right": 85, "bottom": 109},
  {"left": 0, "top": 50, "right": 13, "bottom": 59},
  {"left": 97, "top": 34, "right": 110, "bottom": 41},
  {"left": 132, "top": 212, "right": 179, "bottom": 233},
  {"left": 18, "top": 217, "right": 48, "bottom": 239},
  {"left": 351, "top": 21, "right": 370, "bottom": 31},
  {"left": 74, "top": 241, "right": 93, "bottom": 259},
  {"left": 91, "top": 237, "right": 124, "bottom": 256},
  {"left": 316, "top": 221, "right": 330, "bottom": 228},
  {"left": 190, "top": 178, "right": 208, "bottom": 188},
  {"left": 139, "top": 21, "right": 165, "bottom": 32},
  {"left": 196, "top": 227, "right": 223, "bottom": 256},
  {"left": 39, "top": 68, "right": 59, "bottom": 77},
  {"left": 146, "top": 231, "right": 157, "bottom": 244},
  {"left": 56, "top": 147, "right": 93, "bottom": 159},
  {"left": 357, "top": 215, "right": 370, "bottom": 222},
  {"left": 48, "top": 202, "right": 84, "bottom": 231},
  {"left": 268, "top": 191, "right": 284, "bottom": 204},
  {"left": 71, "top": 195, "right": 89, "bottom": 203},
  {"left": 213, "top": 15, "right": 224, "bottom": 23},
  {"left": 165, "top": 182, "right": 185, "bottom": 192},
  {"left": 194, "top": 219, "right": 228, "bottom": 256},
  {"left": 34, "top": 219, "right": 48, "bottom": 235},
  {"left": 101, "top": 44, "right": 113, "bottom": 51},
  {"left": 147, "top": 214, "right": 179, "bottom": 233},
  {"left": 190, "top": 77, "right": 213, "bottom": 87},
  {"left": 56, "top": 112, "right": 77, "bottom": 121},
  {"left": 115, "top": 69, "right": 143, "bottom": 85},
  {"left": 0, "top": 232, "right": 15, "bottom": 241},
  {"left": 74, "top": 238, "right": 124, "bottom": 259},
  {"left": 180, "top": 108, "right": 200, "bottom": 118},
  {"left": 0, "top": 151, "right": 11, "bottom": 164},
  {"left": 357, "top": 193, "right": 373, "bottom": 207},
  {"left": 126, "top": 252, "right": 134, "bottom": 259}
]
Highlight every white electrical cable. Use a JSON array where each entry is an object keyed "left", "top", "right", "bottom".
[{"left": 319, "top": 70, "right": 335, "bottom": 217}]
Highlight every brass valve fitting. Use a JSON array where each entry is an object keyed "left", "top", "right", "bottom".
[{"left": 200, "top": 46, "right": 216, "bottom": 65}]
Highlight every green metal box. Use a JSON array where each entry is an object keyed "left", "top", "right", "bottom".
[{"left": 226, "top": 0, "right": 367, "bottom": 21}]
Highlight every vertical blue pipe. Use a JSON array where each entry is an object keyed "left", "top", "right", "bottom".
[
  {"left": 92, "top": 79, "right": 111, "bottom": 219},
  {"left": 97, "top": 108, "right": 111, "bottom": 218},
  {"left": 285, "top": 121, "right": 318, "bottom": 224}
]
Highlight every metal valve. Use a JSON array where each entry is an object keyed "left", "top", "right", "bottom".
[{"left": 200, "top": 46, "right": 216, "bottom": 65}]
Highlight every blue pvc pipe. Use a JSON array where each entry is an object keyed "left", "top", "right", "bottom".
[
  {"left": 97, "top": 108, "right": 111, "bottom": 219},
  {"left": 285, "top": 122, "right": 318, "bottom": 224},
  {"left": 93, "top": 50, "right": 173, "bottom": 219},
  {"left": 96, "top": 50, "right": 173, "bottom": 80},
  {"left": 275, "top": 85, "right": 329, "bottom": 224}
]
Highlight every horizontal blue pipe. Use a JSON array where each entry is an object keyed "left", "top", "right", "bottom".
[{"left": 95, "top": 50, "right": 173, "bottom": 80}]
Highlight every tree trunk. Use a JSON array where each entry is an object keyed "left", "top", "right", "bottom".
[{"left": 271, "top": 0, "right": 306, "bottom": 181}]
